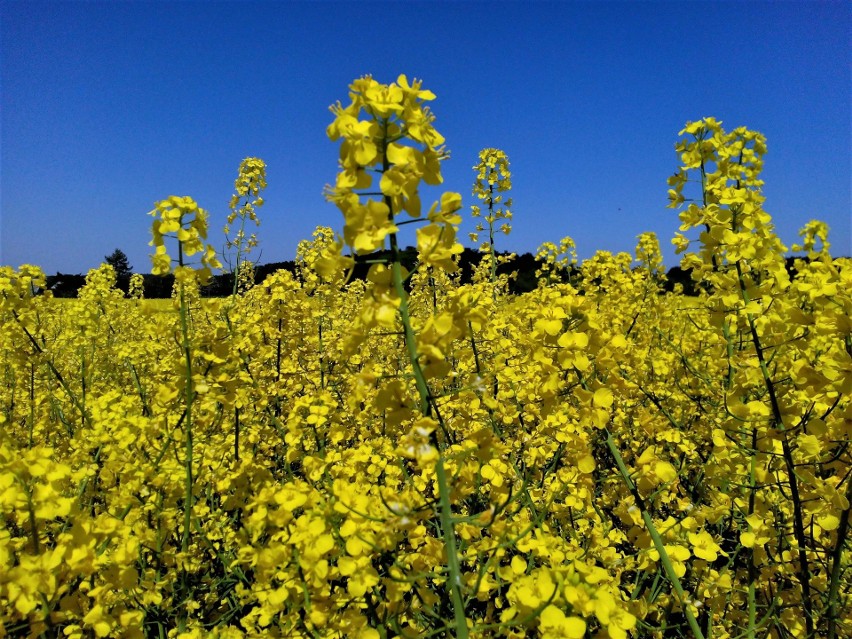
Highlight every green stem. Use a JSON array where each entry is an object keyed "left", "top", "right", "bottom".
[
  {"left": 230, "top": 206, "right": 248, "bottom": 298},
  {"left": 747, "top": 426, "right": 758, "bottom": 639},
  {"left": 488, "top": 183, "right": 497, "bottom": 288},
  {"left": 605, "top": 430, "right": 707, "bottom": 639},
  {"left": 380, "top": 118, "right": 467, "bottom": 638},
  {"left": 826, "top": 411, "right": 852, "bottom": 639},
  {"left": 734, "top": 260, "right": 814, "bottom": 637},
  {"left": 175, "top": 240, "right": 196, "bottom": 634},
  {"left": 434, "top": 457, "right": 468, "bottom": 638},
  {"left": 15, "top": 316, "right": 90, "bottom": 429},
  {"left": 178, "top": 245, "right": 194, "bottom": 555}
]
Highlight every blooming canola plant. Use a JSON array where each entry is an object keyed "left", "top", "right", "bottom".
[{"left": 0, "top": 76, "right": 849, "bottom": 639}]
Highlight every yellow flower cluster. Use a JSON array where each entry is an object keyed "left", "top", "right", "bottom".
[
  {"left": 324, "top": 74, "right": 462, "bottom": 270},
  {"left": 149, "top": 196, "right": 221, "bottom": 283},
  {"left": 470, "top": 148, "right": 514, "bottom": 292},
  {"left": 225, "top": 157, "right": 267, "bottom": 280},
  {"left": 471, "top": 147, "right": 513, "bottom": 246}
]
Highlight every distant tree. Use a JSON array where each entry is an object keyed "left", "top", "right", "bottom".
[
  {"left": 104, "top": 248, "right": 133, "bottom": 294},
  {"left": 104, "top": 249, "right": 133, "bottom": 279}
]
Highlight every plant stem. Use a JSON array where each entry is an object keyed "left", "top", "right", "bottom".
[
  {"left": 826, "top": 474, "right": 852, "bottom": 639},
  {"left": 747, "top": 426, "right": 758, "bottom": 639},
  {"left": 734, "top": 260, "right": 814, "bottom": 637},
  {"left": 380, "top": 118, "right": 468, "bottom": 638},
  {"left": 605, "top": 430, "right": 707, "bottom": 639},
  {"left": 177, "top": 244, "right": 194, "bottom": 555}
]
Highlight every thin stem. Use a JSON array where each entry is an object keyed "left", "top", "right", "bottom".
[
  {"left": 605, "top": 430, "right": 707, "bottom": 639},
  {"left": 14, "top": 315, "right": 90, "bottom": 429},
  {"left": 734, "top": 260, "right": 814, "bottom": 637},
  {"left": 747, "top": 425, "right": 758, "bottom": 639},
  {"left": 178, "top": 261, "right": 194, "bottom": 555},
  {"left": 826, "top": 481, "right": 851, "bottom": 639},
  {"left": 379, "top": 117, "right": 468, "bottom": 639}
]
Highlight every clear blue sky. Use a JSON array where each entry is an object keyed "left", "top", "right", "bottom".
[{"left": 2, "top": 0, "right": 849, "bottom": 275}]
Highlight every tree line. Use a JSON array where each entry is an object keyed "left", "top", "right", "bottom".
[{"left": 43, "top": 247, "right": 711, "bottom": 299}]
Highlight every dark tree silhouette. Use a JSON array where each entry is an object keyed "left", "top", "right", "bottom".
[
  {"left": 104, "top": 249, "right": 133, "bottom": 279},
  {"left": 104, "top": 248, "right": 134, "bottom": 294}
]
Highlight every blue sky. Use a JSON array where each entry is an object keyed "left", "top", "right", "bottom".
[{"left": 2, "top": 0, "right": 849, "bottom": 275}]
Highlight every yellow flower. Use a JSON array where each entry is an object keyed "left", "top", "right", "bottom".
[
  {"left": 688, "top": 530, "right": 725, "bottom": 562},
  {"left": 416, "top": 223, "right": 462, "bottom": 273},
  {"left": 343, "top": 199, "right": 397, "bottom": 254},
  {"left": 82, "top": 604, "right": 114, "bottom": 637},
  {"left": 539, "top": 605, "right": 586, "bottom": 639}
]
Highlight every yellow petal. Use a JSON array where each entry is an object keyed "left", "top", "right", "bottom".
[
  {"left": 578, "top": 455, "right": 596, "bottom": 474},
  {"left": 817, "top": 513, "right": 840, "bottom": 531},
  {"left": 593, "top": 388, "right": 613, "bottom": 408},
  {"left": 655, "top": 461, "right": 678, "bottom": 483}
]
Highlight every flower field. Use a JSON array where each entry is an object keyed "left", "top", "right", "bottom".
[{"left": 1, "top": 77, "right": 850, "bottom": 639}]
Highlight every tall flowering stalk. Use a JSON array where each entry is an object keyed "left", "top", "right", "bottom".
[
  {"left": 225, "top": 157, "right": 266, "bottom": 296},
  {"left": 148, "top": 196, "right": 220, "bottom": 630},
  {"left": 667, "top": 118, "right": 850, "bottom": 638},
  {"left": 221, "top": 159, "right": 267, "bottom": 462},
  {"left": 324, "top": 74, "right": 469, "bottom": 638},
  {"left": 470, "top": 148, "right": 512, "bottom": 286}
]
